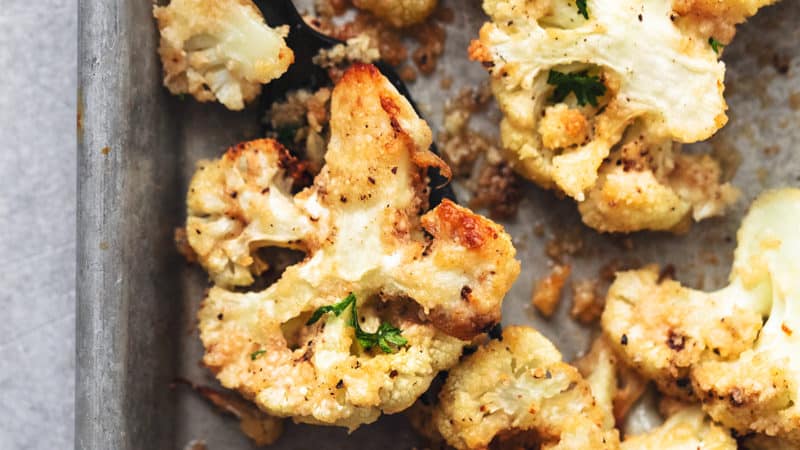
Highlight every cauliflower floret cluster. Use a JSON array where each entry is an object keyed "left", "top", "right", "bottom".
[
  {"left": 188, "top": 64, "right": 520, "bottom": 429},
  {"left": 579, "top": 128, "right": 739, "bottom": 232},
  {"left": 154, "top": 0, "right": 294, "bottom": 110},
  {"left": 186, "top": 139, "right": 314, "bottom": 287},
  {"left": 469, "top": 0, "right": 770, "bottom": 232},
  {"left": 621, "top": 405, "right": 736, "bottom": 450},
  {"left": 352, "top": 0, "right": 438, "bottom": 28},
  {"left": 431, "top": 326, "right": 620, "bottom": 449},
  {"left": 602, "top": 188, "right": 800, "bottom": 443}
]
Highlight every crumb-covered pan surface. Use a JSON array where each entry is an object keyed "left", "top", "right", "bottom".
[{"left": 77, "top": 0, "right": 799, "bottom": 448}]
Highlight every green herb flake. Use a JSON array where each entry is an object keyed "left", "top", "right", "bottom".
[
  {"left": 547, "top": 70, "right": 607, "bottom": 107},
  {"left": 576, "top": 0, "right": 589, "bottom": 19},
  {"left": 250, "top": 349, "right": 267, "bottom": 360},
  {"left": 708, "top": 37, "right": 724, "bottom": 55},
  {"left": 306, "top": 293, "right": 356, "bottom": 325},
  {"left": 308, "top": 293, "right": 408, "bottom": 354}
]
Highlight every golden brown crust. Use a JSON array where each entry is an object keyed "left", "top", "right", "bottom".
[
  {"left": 602, "top": 267, "right": 763, "bottom": 399},
  {"left": 432, "top": 326, "right": 620, "bottom": 450},
  {"left": 153, "top": 0, "right": 293, "bottom": 110},
  {"left": 579, "top": 135, "right": 738, "bottom": 233},
  {"left": 191, "top": 65, "right": 520, "bottom": 429},
  {"left": 531, "top": 264, "right": 571, "bottom": 318},
  {"left": 672, "top": 0, "right": 777, "bottom": 44}
]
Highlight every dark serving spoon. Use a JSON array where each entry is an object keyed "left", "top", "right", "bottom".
[{"left": 255, "top": 0, "right": 456, "bottom": 206}]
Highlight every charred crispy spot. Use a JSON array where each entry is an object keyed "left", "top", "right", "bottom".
[
  {"left": 429, "top": 306, "right": 497, "bottom": 341},
  {"left": 380, "top": 95, "right": 402, "bottom": 117},
  {"left": 423, "top": 200, "right": 498, "bottom": 249},
  {"left": 667, "top": 330, "right": 686, "bottom": 351}
]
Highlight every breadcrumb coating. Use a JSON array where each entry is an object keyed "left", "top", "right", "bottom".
[
  {"left": 191, "top": 65, "right": 520, "bottom": 429},
  {"left": 621, "top": 406, "right": 736, "bottom": 450},
  {"left": 154, "top": 0, "right": 293, "bottom": 110},
  {"left": 603, "top": 189, "right": 800, "bottom": 443},
  {"left": 432, "top": 326, "right": 620, "bottom": 449},
  {"left": 468, "top": 0, "right": 769, "bottom": 232}
]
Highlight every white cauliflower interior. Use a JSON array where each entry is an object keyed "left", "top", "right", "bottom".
[
  {"left": 190, "top": 64, "right": 520, "bottom": 429},
  {"left": 469, "top": 0, "right": 771, "bottom": 232},
  {"left": 621, "top": 406, "right": 736, "bottom": 450},
  {"left": 602, "top": 188, "right": 800, "bottom": 443},
  {"left": 352, "top": 0, "right": 439, "bottom": 28},
  {"left": 154, "top": 0, "right": 294, "bottom": 110},
  {"left": 432, "top": 326, "right": 620, "bottom": 449}
]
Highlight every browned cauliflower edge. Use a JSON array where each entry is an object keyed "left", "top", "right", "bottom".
[
  {"left": 191, "top": 64, "right": 520, "bottom": 430},
  {"left": 154, "top": 0, "right": 294, "bottom": 110},
  {"left": 621, "top": 405, "right": 736, "bottom": 450},
  {"left": 602, "top": 188, "right": 800, "bottom": 443},
  {"left": 467, "top": 0, "right": 776, "bottom": 232},
  {"left": 431, "top": 326, "right": 620, "bottom": 449}
]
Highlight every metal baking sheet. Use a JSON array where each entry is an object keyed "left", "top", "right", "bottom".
[{"left": 77, "top": 0, "right": 800, "bottom": 448}]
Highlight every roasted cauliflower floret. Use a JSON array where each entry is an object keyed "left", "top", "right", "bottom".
[
  {"left": 469, "top": 0, "right": 769, "bottom": 232},
  {"left": 432, "top": 326, "right": 620, "bottom": 449},
  {"left": 574, "top": 336, "right": 648, "bottom": 427},
  {"left": 192, "top": 64, "right": 520, "bottom": 429},
  {"left": 578, "top": 129, "right": 739, "bottom": 233},
  {"left": 186, "top": 139, "right": 314, "bottom": 287},
  {"left": 352, "top": 0, "right": 438, "bottom": 28},
  {"left": 621, "top": 406, "right": 736, "bottom": 450},
  {"left": 673, "top": 0, "right": 778, "bottom": 44},
  {"left": 470, "top": 0, "right": 729, "bottom": 198},
  {"left": 154, "top": 0, "right": 294, "bottom": 110},
  {"left": 603, "top": 188, "right": 800, "bottom": 443}
]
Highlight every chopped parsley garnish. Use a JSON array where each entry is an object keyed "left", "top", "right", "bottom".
[
  {"left": 307, "top": 293, "right": 408, "bottom": 354},
  {"left": 576, "top": 0, "right": 589, "bottom": 19},
  {"left": 708, "top": 37, "right": 724, "bottom": 54},
  {"left": 547, "top": 70, "right": 607, "bottom": 107},
  {"left": 307, "top": 293, "right": 356, "bottom": 325},
  {"left": 250, "top": 349, "right": 267, "bottom": 360}
]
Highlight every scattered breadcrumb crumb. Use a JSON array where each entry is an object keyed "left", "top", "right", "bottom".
[
  {"left": 312, "top": 2, "right": 451, "bottom": 80},
  {"left": 436, "top": 84, "right": 523, "bottom": 220},
  {"left": 398, "top": 65, "right": 418, "bottom": 82},
  {"left": 532, "top": 264, "right": 571, "bottom": 318},
  {"left": 263, "top": 87, "right": 332, "bottom": 174},
  {"left": 790, "top": 92, "right": 800, "bottom": 110},
  {"left": 173, "top": 379, "right": 283, "bottom": 446},
  {"left": 469, "top": 162, "right": 523, "bottom": 220},
  {"left": 313, "top": 35, "right": 381, "bottom": 82},
  {"left": 545, "top": 228, "right": 584, "bottom": 263},
  {"left": 570, "top": 278, "right": 603, "bottom": 324}
]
